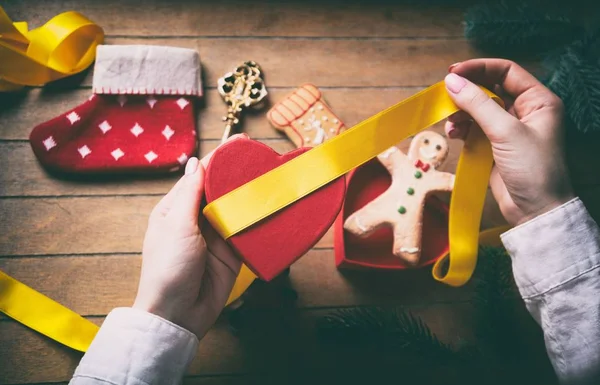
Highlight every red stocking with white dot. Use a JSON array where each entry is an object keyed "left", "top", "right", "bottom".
[{"left": 29, "top": 45, "right": 202, "bottom": 174}]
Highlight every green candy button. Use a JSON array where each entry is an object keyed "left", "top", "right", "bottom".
[
  {"left": 398, "top": 206, "right": 407, "bottom": 214},
  {"left": 414, "top": 171, "right": 422, "bottom": 179},
  {"left": 407, "top": 187, "right": 415, "bottom": 195}
]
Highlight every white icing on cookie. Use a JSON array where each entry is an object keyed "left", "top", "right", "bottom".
[
  {"left": 379, "top": 147, "right": 397, "bottom": 159},
  {"left": 355, "top": 216, "right": 368, "bottom": 232},
  {"left": 313, "top": 127, "right": 326, "bottom": 144},
  {"left": 400, "top": 247, "right": 419, "bottom": 254},
  {"left": 419, "top": 147, "right": 438, "bottom": 160}
]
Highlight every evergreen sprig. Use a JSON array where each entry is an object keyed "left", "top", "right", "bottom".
[
  {"left": 546, "top": 33, "right": 600, "bottom": 133},
  {"left": 473, "top": 246, "right": 517, "bottom": 303},
  {"left": 464, "top": 0, "right": 584, "bottom": 57},
  {"left": 317, "top": 307, "right": 453, "bottom": 359},
  {"left": 316, "top": 307, "right": 491, "bottom": 384},
  {"left": 472, "top": 247, "right": 523, "bottom": 361}
]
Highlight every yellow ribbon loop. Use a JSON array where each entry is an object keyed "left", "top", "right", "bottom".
[
  {"left": 0, "top": 7, "right": 104, "bottom": 91},
  {"left": 204, "top": 81, "right": 503, "bottom": 286},
  {"left": 0, "top": 271, "right": 98, "bottom": 352}
]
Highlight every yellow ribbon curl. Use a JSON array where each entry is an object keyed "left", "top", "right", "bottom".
[
  {"left": 0, "top": 7, "right": 104, "bottom": 91},
  {"left": 204, "top": 81, "right": 504, "bottom": 286}
]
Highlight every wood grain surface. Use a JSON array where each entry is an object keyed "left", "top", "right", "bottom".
[{"left": 0, "top": 0, "right": 587, "bottom": 384}]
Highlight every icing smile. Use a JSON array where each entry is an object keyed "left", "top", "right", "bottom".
[{"left": 419, "top": 148, "right": 438, "bottom": 160}]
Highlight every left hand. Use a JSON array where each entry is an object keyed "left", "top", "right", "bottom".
[{"left": 133, "top": 139, "right": 244, "bottom": 339}]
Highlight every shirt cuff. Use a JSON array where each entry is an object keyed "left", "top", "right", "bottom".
[
  {"left": 501, "top": 198, "right": 600, "bottom": 299},
  {"left": 72, "top": 307, "right": 198, "bottom": 385}
]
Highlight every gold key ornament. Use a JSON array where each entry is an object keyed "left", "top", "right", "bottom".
[{"left": 218, "top": 61, "right": 268, "bottom": 143}]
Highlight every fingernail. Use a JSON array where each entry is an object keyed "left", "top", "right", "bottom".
[
  {"left": 448, "top": 62, "right": 461, "bottom": 72},
  {"left": 445, "top": 73, "right": 467, "bottom": 94},
  {"left": 185, "top": 157, "right": 199, "bottom": 175},
  {"left": 447, "top": 127, "right": 457, "bottom": 138}
]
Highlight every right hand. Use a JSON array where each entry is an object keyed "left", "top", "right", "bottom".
[{"left": 443, "top": 59, "right": 574, "bottom": 226}]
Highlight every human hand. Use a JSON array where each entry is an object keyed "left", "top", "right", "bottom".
[
  {"left": 443, "top": 59, "right": 574, "bottom": 226},
  {"left": 133, "top": 138, "right": 244, "bottom": 338}
]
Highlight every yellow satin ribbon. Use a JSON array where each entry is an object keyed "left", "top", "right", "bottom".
[
  {"left": 0, "top": 270, "right": 98, "bottom": 352},
  {"left": 226, "top": 264, "right": 256, "bottom": 306},
  {"left": 0, "top": 264, "right": 253, "bottom": 352},
  {"left": 0, "top": 7, "right": 104, "bottom": 91},
  {"left": 204, "top": 81, "right": 504, "bottom": 286}
]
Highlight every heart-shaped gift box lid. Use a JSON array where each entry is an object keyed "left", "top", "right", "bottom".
[{"left": 204, "top": 138, "right": 346, "bottom": 281}]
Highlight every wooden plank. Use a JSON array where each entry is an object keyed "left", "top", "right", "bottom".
[
  {"left": 0, "top": 196, "right": 154, "bottom": 256},
  {"left": 0, "top": 139, "right": 294, "bottom": 196},
  {"left": 0, "top": 303, "right": 485, "bottom": 384},
  {"left": 0, "top": 318, "right": 102, "bottom": 384},
  {"left": 2, "top": 0, "right": 466, "bottom": 38},
  {"left": 0, "top": 249, "right": 475, "bottom": 318},
  {"left": 0, "top": 88, "right": 421, "bottom": 141},
  {"left": 32, "top": 38, "right": 474, "bottom": 89},
  {"left": 0, "top": 194, "right": 336, "bottom": 255}
]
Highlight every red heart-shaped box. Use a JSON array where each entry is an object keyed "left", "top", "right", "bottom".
[
  {"left": 334, "top": 159, "right": 449, "bottom": 270},
  {"left": 205, "top": 138, "right": 346, "bottom": 281}
]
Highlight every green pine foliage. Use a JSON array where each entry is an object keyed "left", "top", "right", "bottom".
[
  {"left": 464, "top": 0, "right": 584, "bottom": 57},
  {"left": 315, "top": 307, "right": 485, "bottom": 384},
  {"left": 472, "top": 246, "right": 520, "bottom": 356},
  {"left": 473, "top": 246, "right": 517, "bottom": 302},
  {"left": 546, "top": 33, "right": 600, "bottom": 133},
  {"left": 465, "top": 0, "right": 600, "bottom": 134},
  {"left": 317, "top": 307, "right": 451, "bottom": 356}
]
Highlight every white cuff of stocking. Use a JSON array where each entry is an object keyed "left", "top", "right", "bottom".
[{"left": 92, "top": 45, "right": 202, "bottom": 96}]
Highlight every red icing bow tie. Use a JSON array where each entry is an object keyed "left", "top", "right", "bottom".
[{"left": 414, "top": 160, "right": 430, "bottom": 172}]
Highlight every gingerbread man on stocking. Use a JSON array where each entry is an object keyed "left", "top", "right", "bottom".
[{"left": 344, "top": 131, "right": 455, "bottom": 265}]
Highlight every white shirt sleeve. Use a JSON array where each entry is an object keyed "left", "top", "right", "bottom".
[
  {"left": 501, "top": 198, "right": 600, "bottom": 385},
  {"left": 69, "top": 307, "right": 198, "bottom": 385}
]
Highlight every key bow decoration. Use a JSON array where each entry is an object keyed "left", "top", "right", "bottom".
[{"left": 218, "top": 61, "right": 268, "bottom": 142}]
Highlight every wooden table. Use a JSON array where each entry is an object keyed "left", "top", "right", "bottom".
[{"left": 2, "top": 1, "right": 598, "bottom": 384}]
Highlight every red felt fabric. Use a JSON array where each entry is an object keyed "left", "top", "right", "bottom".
[
  {"left": 334, "top": 159, "right": 449, "bottom": 270},
  {"left": 29, "top": 94, "right": 196, "bottom": 174},
  {"left": 204, "top": 138, "right": 346, "bottom": 281}
]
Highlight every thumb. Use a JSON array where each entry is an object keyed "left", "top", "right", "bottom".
[
  {"left": 169, "top": 157, "right": 205, "bottom": 224},
  {"left": 444, "top": 73, "right": 517, "bottom": 143}
]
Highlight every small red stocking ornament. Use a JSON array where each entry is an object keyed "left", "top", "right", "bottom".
[{"left": 29, "top": 45, "right": 202, "bottom": 174}]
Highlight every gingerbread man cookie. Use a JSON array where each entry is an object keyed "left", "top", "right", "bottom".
[
  {"left": 267, "top": 84, "right": 345, "bottom": 148},
  {"left": 344, "top": 131, "right": 454, "bottom": 265}
]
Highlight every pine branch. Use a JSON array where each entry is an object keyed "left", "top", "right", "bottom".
[
  {"left": 317, "top": 307, "right": 453, "bottom": 359},
  {"left": 315, "top": 307, "right": 493, "bottom": 385},
  {"left": 464, "top": 0, "right": 585, "bottom": 57},
  {"left": 472, "top": 247, "right": 529, "bottom": 362},
  {"left": 473, "top": 246, "right": 518, "bottom": 303},
  {"left": 546, "top": 33, "right": 600, "bottom": 133}
]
